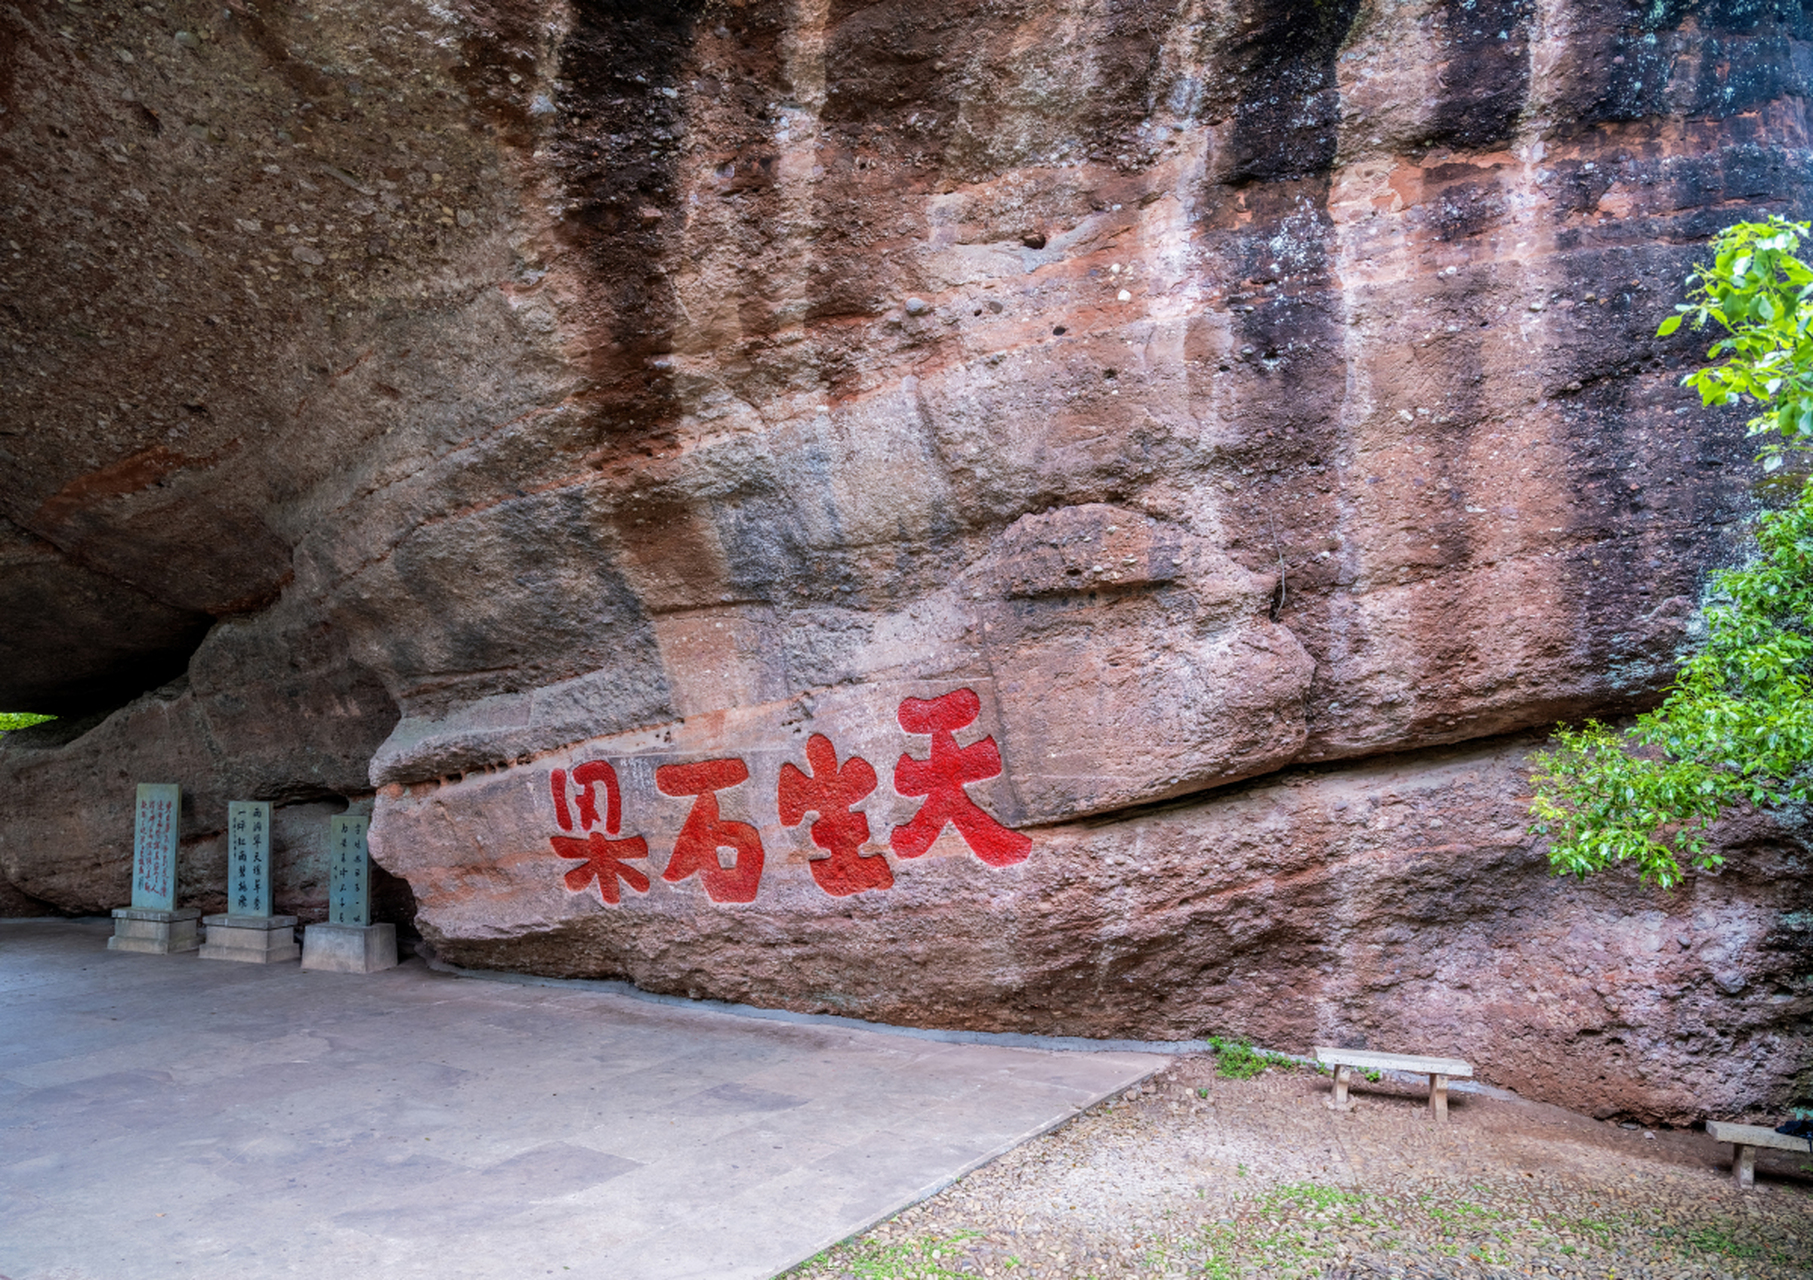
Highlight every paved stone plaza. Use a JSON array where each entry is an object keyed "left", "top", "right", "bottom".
[{"left": 0, "top": 920, "right": 1161, "bottom": 1280}]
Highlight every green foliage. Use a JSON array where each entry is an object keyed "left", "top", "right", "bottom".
[
  {"left": 0, "top": 713, "right": 54, "bottom": 733},
  {"left": 1659, "top": 216, "right": 1813, "bottom": 470},
  {"left": 1261, "top": 1182, "right": 1366, "bottom": 1213},
  {"left": 1208, "top": 1037, "right": 1295, "bottom": 1079},
  {"left": 1530, "top": 219, "right": 1813, "bottom": 886},
  {"left": 1531, "top": 478, "right": 1813, "bottom": 884},
  {"left": 784, "top": 1231, "right": 980, "bottom": 1279},
  {"left": 1680, "top": 1225, "right": 1762, "bottom": 1260}
]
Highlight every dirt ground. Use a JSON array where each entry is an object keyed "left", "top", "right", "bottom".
[{"left": 785, "top": 1055, "right": 1813, "bottom": 1280}]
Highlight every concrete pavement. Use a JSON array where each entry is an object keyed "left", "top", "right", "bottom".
[{"left": 0, "top": 919, "right": 1163, "bottom": 1280}]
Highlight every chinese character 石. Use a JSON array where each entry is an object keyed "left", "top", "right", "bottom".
[
  {"left": 656, "top": 758, "right": 764, "bottom": 903},
  {"left": 778, "top": 734, "right": 891, "bottom": 897},
  {"left": 890, "top": 688, "right": 1031, "bottom": 867},
  {"left": 547, "top": 761, "right": 650, "bottom": 905}
]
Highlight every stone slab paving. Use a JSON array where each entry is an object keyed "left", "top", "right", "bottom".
[{"left": 0, "top": 920, "right": 1163, "bottom": 1280}]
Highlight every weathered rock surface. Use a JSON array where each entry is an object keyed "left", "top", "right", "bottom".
[
  {"left": 0, "top": 598, "right": 400, "bottom": 919},
  {"left": 2, "top": 0, "right": 1810, "bottom": 1118},
  {"left": 385, "top": 733, "right": 1813, "bottom": 1125}
]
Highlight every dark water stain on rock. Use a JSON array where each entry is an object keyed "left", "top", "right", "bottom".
[
  {"left": 551, "top": 0, "right": 708, "bottom": 451},
  {"left": 1426, "top": 0, "right": 1534, "bottom": 150},
  {"left": 1551, "top": 0, "right": 1813, "bottom": 132},
  {"left": 1219, "top": 0, "right": 1365, "bottom": 184}
]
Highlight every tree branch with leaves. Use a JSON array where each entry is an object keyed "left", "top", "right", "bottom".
[{"left": 1530, "top": 217, "right": 1813, "bottom": 887}]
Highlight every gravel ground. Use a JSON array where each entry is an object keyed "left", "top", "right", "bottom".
[{"left": 783, "top": 1054, "right": 1813, "bottom": 1280}]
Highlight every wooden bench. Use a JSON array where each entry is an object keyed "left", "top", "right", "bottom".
[
  {"left": 1314, "top": 1046, "right": 1473, "bottom": 1121},
  {"left": 1705, "top": 1121, "right": 1812, "bottom": 1189}
]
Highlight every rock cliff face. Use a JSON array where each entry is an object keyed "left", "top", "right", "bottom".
[{"left": 2, "top": 0, "right": 1810, "bottom": 1121}]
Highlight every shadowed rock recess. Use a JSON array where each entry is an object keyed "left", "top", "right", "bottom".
[{"left": 2, "top": 0, "right": 1809, "bottom": 1122}]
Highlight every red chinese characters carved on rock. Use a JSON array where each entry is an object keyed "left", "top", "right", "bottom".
[
  {"left": 657, "top": 758, "right": 765, "bottom": 903},
  {"left": 548, "top": 761, "right": 651, "bottom": 905},
  {"left": 778, "top": 733, "right": 891, "bottom": 897},
  {"left": 890, "top": 688, "right": 1032, "bottom": 867},
  {"left": 543, "top": 686, "right": 1030, "bottom": 907}
]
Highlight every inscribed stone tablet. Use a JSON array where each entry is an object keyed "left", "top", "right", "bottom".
[
  {"left": 226, "top": 800, "right": 273, "bottom": 917},
  {"left": 328, "top": 815, "right": 371, "bottom": 927},
  {"left": 131, "top": 784, "right": 181, "bottom": 911}
]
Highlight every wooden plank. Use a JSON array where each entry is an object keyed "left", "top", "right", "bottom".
[
  {"left": 1707, "top": 1121, "right": 1811, "bottom": 1153},
  {"left": 1313, "top": 1046, "right": 1472, "bottom": 1077}
]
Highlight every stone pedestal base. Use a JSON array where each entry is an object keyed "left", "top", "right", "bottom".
[
  {"left": 108, "top": 907, "right": 202, "bottom": 955},
  {"left": 200, "top": 914, "right": 299, "bottom": 964},
  {"left": 301, "top": 922, "right": 398, "bottom": 974}
]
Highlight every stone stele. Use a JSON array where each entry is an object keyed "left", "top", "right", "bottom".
[
  {"left": 108, "top": 784, "right": 198, "bottom": 955},
  {"left": 301, "top": 816, "right": 396, "bottom": 973},
  {"left": 200, "top": 800, "right": 299, "bottom": 964},
  {"left": 222, "top": 799, "right": 273, "bottom": 917}
]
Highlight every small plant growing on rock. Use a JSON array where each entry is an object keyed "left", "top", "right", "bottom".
[{"left": 1208, "top": 1036, "right": 1295, "bottom": 1079}]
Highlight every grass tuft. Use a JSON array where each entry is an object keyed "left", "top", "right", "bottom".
[
  {"left": 784, "top": 1231, "right": 981, "bottom": 1279},
  {"left": 1208, "top": 1036, "right": 1295, "bottom": 1079}
]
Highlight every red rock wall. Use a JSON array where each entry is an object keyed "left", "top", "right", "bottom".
[
  {"left": 2, "top": 0, "right": 1810, "bottom": 1120},
  {"left": 388, "top": 736, "right": 1809, "bottom": 1125}
]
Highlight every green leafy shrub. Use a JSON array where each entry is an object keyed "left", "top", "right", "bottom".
[
  {"left": 0, "top": 713, "right": 54, "bottom": 734},
  {"left": 1530, "top": 431, "right": 1813, "bottom": 886},
  {"left": 1531, "top": 218, "right": 1813, "bottom": 886}
]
